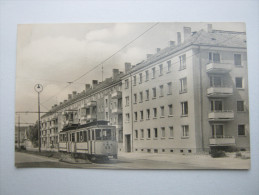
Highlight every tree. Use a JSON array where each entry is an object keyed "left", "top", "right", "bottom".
[{"left": 26, "top": 122, "right": 39, "bottom": 147}]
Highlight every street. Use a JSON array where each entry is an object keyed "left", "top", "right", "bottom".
[{"left": 15, "top": 151, "right": 250, "bottom": 169}]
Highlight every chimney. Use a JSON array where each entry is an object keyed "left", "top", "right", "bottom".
[
  {"left": 92, "top": 80, "right": 98, "bottom": 88},
  {"left": 125, "top": 62, "right": 131, "bottom": 73},
  {"left": 68, "top": 94, "right": 72, "bottom": 100},
  {"left": 207, "top": 24, "right": 213, "bottom": 33},
  {"left": 146, "top": 54, "right": 152, "bottom": 59},
  {"left": 64, "top": 100, "right": 67, "bottom": 103},
  {"left": 177, "top": 32, "right": 181, "bottom": 45},
  {"left": 169, "top": 41, "right": 175, "bottom": 47},
  {"left": 72, "top": 91, "right": 77, "bottom": 98},
  {"left": 54, "top": 104, "right": 57, "bottom": 107},
  {"left": 60, "top": 102, "right": 63, "bottom": 105},
  {"left": 112, "top": 69, "right": 119, "bottom": 80},
  {"left": 183, "top": 27, "right": 192, "bottom": 40},
  {"left": 156, "top": 48, "right": 161, "bottom": 53},
  {"left": 85, "top": 84, "right": 91, "bottom": 91}
]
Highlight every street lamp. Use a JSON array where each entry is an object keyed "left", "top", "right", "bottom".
[{"left": 34, "top": 84, "right": 43, "bottom": 152}]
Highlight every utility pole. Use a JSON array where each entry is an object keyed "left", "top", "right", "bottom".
[
  {"left": 18, "top": 114, "right": 20, "bottom": 149},
  {"left": 34, "top": 84, "right": 43, "bottom": 152}
]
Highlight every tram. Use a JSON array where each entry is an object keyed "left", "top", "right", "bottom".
[{"left": 58, "top": 120, "right": 118, "bottom": 160}]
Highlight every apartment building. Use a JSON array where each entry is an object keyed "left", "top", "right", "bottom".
[
  {"left": 41, "top": 69, "right": 124, "bottom": 151},
  {"left": 121, "top": 24, "right": 249, "bottom": 154}
]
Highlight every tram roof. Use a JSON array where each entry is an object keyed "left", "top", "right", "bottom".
[{"left": 60, "top": 120, "right": 110, "bottom": 132}]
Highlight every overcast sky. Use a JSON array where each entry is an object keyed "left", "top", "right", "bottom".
[{"left": 15, "top": 22, "right": 246, "bottom": 124}]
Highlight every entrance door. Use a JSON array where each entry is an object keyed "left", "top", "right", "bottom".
[{"left": 125, "top": 135, "right": 131, "bottom": 152}]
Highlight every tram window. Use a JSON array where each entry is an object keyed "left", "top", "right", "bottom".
[
  {"left": 80, "top": 132, "right": 83, "bottom": 142},
  {"left": 83, "top": 131, "right": 87, "bottom": 142},
  {"left": 92, "top": 130, "right": 95, "bottom": 140},
  {"left": 103, "top": 129, "right": 112, "bottom": 140},
  {"left": 95, "top": 129, "right": 102, "bottom": 140},
  {"left": 72, "top": 133, "right": 75, "bottom": 142},
  {"left": 88, "top": 130, "right": 90, "bottom": 140},
  {"left": 76, "top": 132, "right": 80, "bottom": 142}
]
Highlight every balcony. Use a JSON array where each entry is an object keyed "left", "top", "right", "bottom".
[
  {"left": 206, "top": 62, "right": 232, "bottom": 74},
  {"left": 87, "top": 113, "right": 97, "bottom": 120},
  {"left": 111, "top": 91, "right": 122, "bottom": 99},
  {"left": 86, "top": 101, "right": 97, "bottom": 107},
  {"left": 209, "top": 136, "right": 236, "bottom": 146},
  {"left": 112, "top": 107, "right": 122, "bottom": 114},
  {"left": 208, "top": 110, "right": 234, "bottom": 121},
  {"left": 207, "top": 87, "right": 233, "bottom": 97}
]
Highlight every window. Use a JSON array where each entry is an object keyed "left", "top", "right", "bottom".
[
  {"left": 237, "top": 101, "right": 245, "bottom": 112},
  {"left": 238, "top": 124, "right": 245, "bottom": 136},
  {"left": 152, "top": 87, "right": 157, "bottom": 98},
  {"left": 159, "top": 64, "right": 163, "bottom": 75},
  {"left": 182, "top": 125, "right": 189, "bottom": 138},
  {"left": 154, "top": 128, "right": 158, "bottom": 138},
  {"left": 126, "top": 113, "right": 130, "bottom": 122},
  {"left": 169, "top": 126, "right": 174, "bottom": 138},
  {"left": 161, "top": 127, "right": 165, "bottom": 138},
  {"left": 153, "top": 108, "right": 157, "bottom": 118},
  {"left": 179, "top": 54, "right": 186, "bottom": 70},
  {"left": 139, "top": 73, "right": 143, "bottom": 84},
  {"left": 167, "top": 82, "right": 172, "bottom": 95},
  {"left": 181, "top": 101, "right": 188, "bottom": 116},
  {"left": 141, "top": 129, "right": 144, "bottom": 139},
  {"left": 209, "top": 52, "right": 220, "bottom": 63},
  {"left": 167, "top": 60, "right": 172, "bottom": 72},
  {"left": 236, "top": 77, "right": 243, "bottom": 88},
  {"left": 210, "top": 76, "right": 222, "bottom": 87},
  {"left": 146, "top": 109, "right": 150, "bottom": 119},
  {"left": 210, "top": 100, "right": 223, "bottom": 111},
  {"left": 234, "top": 54, "right": 242, "bottom": 66},
  {"left": 140, "top": 111, "right": 144, "bottom": 120},
  {"left": 147, "top": 129, "right": 151, "bottom": 138},
  {"left": 125, "top": 96, "right": 129, "bottom": 106},
  {"left": 105, "top": 112, "right": 108, "bottom": 120},
  {"left": 145, "top": 70, "right": 149, "bottom": 81},
  {"left": 159, "top": 85, "right": 164, "bottom": 97},
  {"left": 168, "top": 104, "right": 173, "bottom": 116},
  {"left": 146, "top": 90, "right": 149, "bottom": 101},
  {"left": 212, "top": 124, "right": 223, "bottom": 138},
  {"left": 134, "top": 93, "right": 137, "bottom": 104},
  {"left": 134, "top": 112, "right": 138, "bottom": 121},
  {"left": 133, "top": 75, "right": 137, "bottom": 86},
  {"left": 180, "top": 77, "right": 187, "bottom": 93},
  {"left": 125, "top": 79, "right": 129, "bottom": 89},
  {"left": 152, "top": 67, "right": 156, "bottom": 78},
  {"left": 139, "top": 92, "right": 143, "bottom": 102},
  {"left": 105, "top": 99, "right": 108, "bottom": 107},
  {"left": 135, "top": 130, "right": 138, "bottom": 139},
  {"left": 160, "top": 106, "right": 165, "bottom": 117}
]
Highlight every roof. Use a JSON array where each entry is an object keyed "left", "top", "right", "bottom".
[
  {"left": 42, "top": 73, "right": 123, "bottom": 118},
  {"left": 126, "top": 29, "right": 246, "bottom": 75},
  {"left": 60, "top": 120, "right": 109, "bottom": 132}
]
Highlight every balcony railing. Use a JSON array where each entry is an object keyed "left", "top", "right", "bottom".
[
  {"left": 207, "top": 87, "right": 233, "bottom": 97},
  {"left": 87, "top": 113, "right": 97, "bottom": 120},
  {"left": 209, "top": 136, "right": 235, "bottom": 145},
  {"left": 112, "top": 107, "right": 122, "bottom": 114},
  {"left": 111, "top": 91, "right": 122, "bottom": 99},
  {"left": 208, "top": 110, "right": 234, "bottom": 121},
  {"left": 86, "top": 101, "right": 97, "bottom": 107},
  {"left": 206, "top": 62, "right": 232, "bottom": 74}
]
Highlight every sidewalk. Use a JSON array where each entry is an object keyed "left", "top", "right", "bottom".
[{"left": 118, "top": 151, "right": 250, "bottom": 169}]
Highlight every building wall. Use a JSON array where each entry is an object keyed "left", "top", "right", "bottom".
[{"left": 122, "top": 49, "right": 200, "bottom": 154}]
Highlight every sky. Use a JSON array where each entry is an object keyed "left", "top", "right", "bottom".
[{"left": 15, "top": 22, "right": 246, "bottom": 125}]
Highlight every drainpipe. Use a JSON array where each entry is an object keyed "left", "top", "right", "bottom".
[
  {"left": 199, "top": 45, "right": 205, "bottom": 151},
  {"left": 130, "top": 72, "right": 134, "bottom": 153}
]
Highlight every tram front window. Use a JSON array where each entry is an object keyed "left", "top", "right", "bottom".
[
  {"left": 103, "top": 129, "right": 112, "bottom": 140},
  {"left": 95, "top": 129, "right": 102, "bottom": 140}
]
